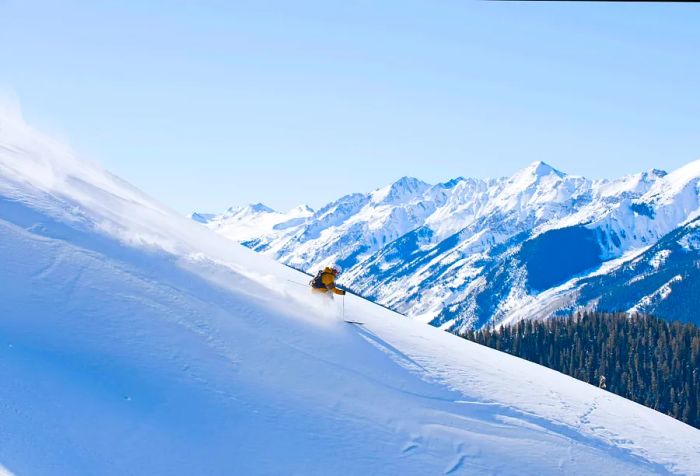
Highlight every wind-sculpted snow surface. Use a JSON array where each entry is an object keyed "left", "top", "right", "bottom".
[
  {"left": 1, "top": 114, "right": 699, "bottom": 475},
  {"left": 196, "top": 153, "right": 700, "bottom": 329}
]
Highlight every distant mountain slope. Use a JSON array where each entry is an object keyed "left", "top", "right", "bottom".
[
  {"left": 194, "top": 159, "right": 700, "bottom": 330},
  {"left": 577, "top": 217, "right": 700, "bottom": 321},
  {"left": 2, "top": 112, "right": 700, "bottom": 475}
]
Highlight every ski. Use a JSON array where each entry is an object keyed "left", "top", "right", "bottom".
[{"left": 344, "top": 320, "right": 364, "bottom": 325}]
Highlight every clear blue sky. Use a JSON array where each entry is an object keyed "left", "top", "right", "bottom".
[{"left": 1, "top": 1, "right": 699, "bottom": 213}]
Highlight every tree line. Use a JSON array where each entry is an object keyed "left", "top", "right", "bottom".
[{"left": 460, "top": 312, "right": 700, "bottom": 429}]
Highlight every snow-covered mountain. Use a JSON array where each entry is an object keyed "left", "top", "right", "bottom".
[
  {"left": 194, "top": 160, "right": 700, "bottom": 331},
  {"left": 3, "top": 113, "right": 700, "bottom": 474},
  {"left": 193, "top": 202, "right": 314, "bottom": 244}
]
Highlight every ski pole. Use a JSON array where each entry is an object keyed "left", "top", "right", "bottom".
[
  {"left": 342, "top": 293, "right": 346, "bottom": 320},
  {"left": 286, "top": 279, "right": 309, "bottom": 287}
]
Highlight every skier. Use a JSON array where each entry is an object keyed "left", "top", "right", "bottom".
[
  {"left": 599, "top": 375, "right": 607, "bottom": 390},
  {"left": 310, "top": 265, "right": 346, "bottom": 296}
]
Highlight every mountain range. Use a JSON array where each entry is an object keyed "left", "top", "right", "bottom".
[{"left": 193, "top": 160, "right": 700, "bottom": 331}]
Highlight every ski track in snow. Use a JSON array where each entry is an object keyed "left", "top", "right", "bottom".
[{"left": 0, "top": 113, "right": 698, "bottom": 475}]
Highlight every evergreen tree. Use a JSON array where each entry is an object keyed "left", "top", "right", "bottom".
[{"left": 460, "top": 312, "right": 700, "bottom": 429}]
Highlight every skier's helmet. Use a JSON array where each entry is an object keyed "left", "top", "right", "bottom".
[{"left": 330, "top": 264, "right": 342, "bottom": 275}]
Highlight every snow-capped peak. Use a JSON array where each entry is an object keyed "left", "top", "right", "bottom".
[
  {"left": 500, "top": 161, "right": 569, "bottom": 199},
  {"left": 520, "top": 160, "right": 566, "bottom": 180},
  {"left": 224, "top": 202, "right": 275, "bottom": 217},
  {"left": 245, "top": 202, "right": 275, "bottom": 214},
  {"left": 371, "top": 176, "right": 431, "bottom": 204}
]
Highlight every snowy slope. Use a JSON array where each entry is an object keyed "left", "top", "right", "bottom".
[
  {"left": 1, "top": 114, "right": 700, "bottom": 475},
  {"left": 195, "top": 158, "right": 700, "bottom": 330}
]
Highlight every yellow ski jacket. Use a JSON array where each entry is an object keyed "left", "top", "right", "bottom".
[{"left": 311, "top": 267, "right": 346, "bottom": 295}]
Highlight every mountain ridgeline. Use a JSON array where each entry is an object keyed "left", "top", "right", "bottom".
[
  {"left": 193, "top": 160, "right": 700, "bottom": 330},
  {"left": 461, "top": 312, "right": 700, "bottom": 429}
]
